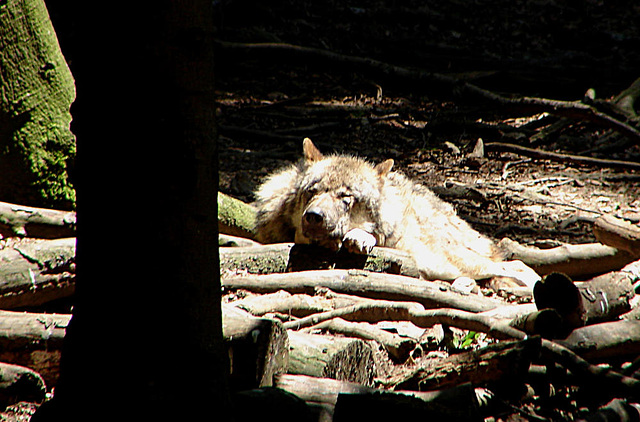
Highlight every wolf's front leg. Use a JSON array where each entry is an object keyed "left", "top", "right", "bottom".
[{"left": 342, "top": 228, "right": 377, "bottom": 254}]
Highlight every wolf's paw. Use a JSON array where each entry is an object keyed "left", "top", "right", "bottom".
[{"left": 342, "top": 228, "right": 377, "bottom": 254}]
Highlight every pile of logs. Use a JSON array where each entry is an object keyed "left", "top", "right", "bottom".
[
  {"left": 2, "top": 196, "right": 640, "bottom": 421},
  {"left": 219, "top": 193, "right": 640, "bottom": 421}
]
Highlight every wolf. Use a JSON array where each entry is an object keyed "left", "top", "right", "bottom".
[{"left": 254, "top": 138, "right": 540, "bottom": 288}]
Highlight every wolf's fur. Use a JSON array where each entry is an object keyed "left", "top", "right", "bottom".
[{"left": 255, "top": 138, "right": 539, "bottom": 286}]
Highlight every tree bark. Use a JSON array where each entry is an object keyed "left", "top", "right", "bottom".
[
  {"left": 0, "top": 0, "right": 75, "bottom": 208},
  {"left": 223, "top": 269, "right": 503, "bottom": 312},
  {"left": 218, "top": 192, "right": 257, "bottom": 240},
  {"left": 0, "top": 362, "right": 46, "bottom": 409},
  {"left": 0, "top": 310, "right": 69, "bottom": 387},
  {"left": 223, "top": 306, "right": 289, "bottom": 391},
  {"left": 0, "top": 201, "right": 75, "bottom": 239},
  {"left": 557, "top": 320, "right": 640, "bottom": 361},
  {"left": 220, "top": 243, "right": 421, "bottom": 278},
  {"left": 593, "top": 214, "right": 640, "bottom": 257},
  {"left": 33, "top": 1, "right": 230, "bottom": 420},
  {"left": 0, "top": 238, "right": 75, "bottom": 309},
  {"left": 287, "top": 331, "right": 376, "bottom": 386},
  {"left": 389, "top": 337, "right": 541, "bottom": 391},
  {"left": 499, "top": 238, "right": 634, "bottom": 278}
]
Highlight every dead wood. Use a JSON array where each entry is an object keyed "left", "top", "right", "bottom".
[
  {"left": 276, "top": 374, "right": 483, "bottom": 422},
  {"left": 216, "top": 41, "right": 640, "bottom": 144},
  {"left": 218, "top": 192, "right": 257, "bottom": 240},
  {"left": 272, "top": 300, "right": 640, "bottom": 399},
  {"left": 0, "top": 362, "right": 46, "bottom": 408},
  {"left": 219, "top": 233, "right": 260, "bottom": 248},
  {"left": 0, "top": 201, "right": 75, "bottom": 239},
  {"left": 508, "top": 308, "right": 565, "bottom": 339},
  {"left": 232, "top": 288, "right": 424, "bottom": 320},
  {"left": 220, "top": 243, "right": 421, "bottom": 278},
  {"left": 232, "top": 290, "right": 334, "bottom": 318},
  {"left": 485, "top": 142, "right": 640, "bottom": 171},
  {"left": 222, "top": 305, "right": 289, "bottom": 390},
  {"left": 220, "top": 243, "right": 293, "bottom": 275},
  {"left": 593, "top": 214, "right": 640, "bottom": 257},
  {"left": 0, "top": 238, "right": 76, "bottom": 309},
  {"left": 533, "top": 271, "right": 635, "bottom": 336},
  {"left": 222, "top": 269, "right": 504, "bottom": 313},
  {"left": 498, "top": 238, "right": 634, "bottom": 278},
  {"left": 302, "top": 317, "right": 417, "bottom": 363},
  {"left": 0, "top": 311, "right": 69, "bottom": 387},
  {"left": 557, "top": 320, "right": 640, "bottom": 362},
  {"left": 556, "top": 320, "right": 640, "bottom": 361},
  {"left": 287, "top": 331, "right": 376, "bottom": 386},
  {"left": 388, "top": 337, "right": 541, "bottom": 392},
  {"left": 611, "top": 76, "right": 640, "bottom": 120},
  {"left": 577, "top": 398, "right": 640, "bottom": 422}
]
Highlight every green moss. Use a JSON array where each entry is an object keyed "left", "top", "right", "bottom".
[{"left": 0, "top": 0, "right": 76, "bottom": 209}]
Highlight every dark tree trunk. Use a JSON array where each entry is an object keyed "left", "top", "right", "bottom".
[{"left": 34, "top": 1, "right": 228, "bottom": 420}]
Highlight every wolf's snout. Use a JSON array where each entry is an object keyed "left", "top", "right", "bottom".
[{"left": 304, "top": 208, "right": 324, "bottom": 225}]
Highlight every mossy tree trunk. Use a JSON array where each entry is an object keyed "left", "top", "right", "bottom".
[{"left": 0, "top": 0, "right": 75, "bottom": 209}]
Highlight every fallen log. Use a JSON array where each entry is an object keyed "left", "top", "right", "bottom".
[
  {"left": 533, "top": 271, "right": 634, "bottom": 335},
  {"left": 388, "top": 337, "right": 541, "bottom": 391},
  {"left": 287, "top": 331, "right": 376, "bottom": 386},
  {"left": 593, "top": 214, "right": 640, "bottom": 257},
  {"left": 222, "top": 305, "right": 289, "bottom": 391},
  {"left": 269, "top": 300, "right": 640, "bottom": 399},
  {"left": 556, "top": 320, "right": 640, "bottom": 361},
  {"left": 233, "top": 289, "right": 425, "bottom": 321},
  {"left": 222, "top": 269, "right": 503, "bottom": 313},
  {"left": 219, "top": 233, "right": 260, "bottom": 248},
  {"left": 0, "top": 238, "right": 76, "bottom": 309},
  {"left": 0, "top": 362, "right": 46, "bottom": 408},
  {"left": 220, "top": 243, "right": 421, "bottom": 278},
  {"left": 276, "top": 374, "right": 483, "bottom": 422},
  {"left": 302, "top": 318, "right": 417, "bottom": 363},
  {"left": 498, "top": 238, "right": 634, "bottom": 279},
  {"left": 0, "top": 201, "right": 75, "bottom": 239},
  {"left": 218, "top": 192, "right": 257, "bottom": 240},
  {"left": 0, "top": 311, "right": 69, "bottom": 387},
  {"left": 220, "top": 243, "right": 293, "bottom": 275}
]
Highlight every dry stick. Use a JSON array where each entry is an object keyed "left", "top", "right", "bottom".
[
  {"left": 216, "top": 41, "right": 640, "bottom": 145},
  {"left": 485, "top": 142, "right": 640, "bottom": 172}
]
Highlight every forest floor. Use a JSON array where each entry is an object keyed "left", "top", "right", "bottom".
[
  {"left": 215, "top": 0, "right": 640, "bottom": 250},
  {"left": 214, "top": 1, "right": 640, "bottom": 420}
]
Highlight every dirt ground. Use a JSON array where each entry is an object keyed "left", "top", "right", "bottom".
[{"left": 215, "top": 0, "right": 640, "bottom": 250}]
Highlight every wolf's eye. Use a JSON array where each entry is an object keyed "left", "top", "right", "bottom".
[
  {"left": 305, "top": 185, "right": 319, "bottom": 197},
  {"left": 339, "top": 192, "right": 354, "bottom": 206}
]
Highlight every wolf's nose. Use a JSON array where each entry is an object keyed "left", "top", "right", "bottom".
[{"left": 304, "top": 209, "right": 324, "bottom": 225}]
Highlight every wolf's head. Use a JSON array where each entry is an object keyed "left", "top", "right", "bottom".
[{"left": 293, "top": 138, "right": 393, "bottom": 251}]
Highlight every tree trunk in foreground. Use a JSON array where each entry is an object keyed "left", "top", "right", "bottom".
[
  {"left": 0, "top": 0, "right": 75, "bottom": 208},
  {"left": 33, "top": 1, "right": 229, "bottom": 420}
]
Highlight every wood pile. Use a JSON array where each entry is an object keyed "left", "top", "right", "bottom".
[{"left": 2, "top": 197, "right": 640, "bottom": 420}]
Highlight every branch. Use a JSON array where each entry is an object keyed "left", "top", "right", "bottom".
[
  {"left": 485, "top": 142, "right": 640, "bottom": 171},
  {"left": 216, "top": 41, "right": 640, "bottom": 145}
]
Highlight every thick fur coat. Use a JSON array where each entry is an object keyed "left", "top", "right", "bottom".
[{"left": 255, "top": 138, "right": 539, "bottom": 286}]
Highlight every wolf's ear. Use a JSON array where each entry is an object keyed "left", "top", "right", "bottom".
[
  {"left": 303, "top": 138, "right": 324, "bottom": 162},
  {"left": 375, "top": 159, "right": 394, "bottom": 178}
]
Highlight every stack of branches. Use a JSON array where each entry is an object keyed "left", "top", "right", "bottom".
[
  {"left": 2, "top": 186, "right": 640, "bottom": 420},
  {"left": 219, "top": 193, "right": 640, "bottom": 421}
]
